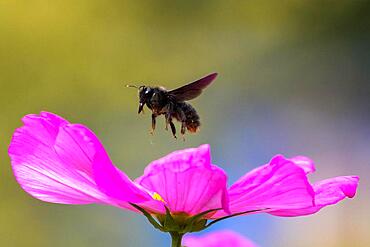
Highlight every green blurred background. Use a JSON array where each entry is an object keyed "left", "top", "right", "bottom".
[{"left": 1, "top": 1, "right": 369, "bottom": 246}]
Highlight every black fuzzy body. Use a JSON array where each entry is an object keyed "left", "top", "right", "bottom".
[{"left": 137, "top": 86, "right": 201, "bottom": 137}]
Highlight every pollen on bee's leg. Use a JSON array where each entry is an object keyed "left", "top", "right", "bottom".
[{"left": 152, "top": 192, "right": 166, "bottom": 203}]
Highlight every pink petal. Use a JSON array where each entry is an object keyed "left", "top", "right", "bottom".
[
  {"left": 213, "top": 155, "right": 315, "bottom": 218},
  {"left": 135, "top": 144, "right": 229, "bottom": 215},
  {"left": 91, "top": 134, "right": 152, "bottom": 203},
  {"left": 8, "top": 112, "right": 149, "bottom": 206},
  {"left": 270, "top": 176, "right": 359, "bottom": 216},
  {"left": 183, "top": 230, "right": 258, "bottom": 247},
  {"left": 290, "top": 156, "right": 315, "bottom": 174}
]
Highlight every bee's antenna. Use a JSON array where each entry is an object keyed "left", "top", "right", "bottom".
[{"left": 126, "top": 84, "right": 139, "bottom": 89}]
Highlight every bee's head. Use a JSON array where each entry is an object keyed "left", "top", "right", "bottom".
[
  {"left": 126, "top": 84, "right": 153, "bottom": 114},
  {"left": 138, "top": 86, "right": 154, "bottom": 114}
]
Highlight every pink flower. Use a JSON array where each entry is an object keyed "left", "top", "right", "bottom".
[
  {"left": 9, "top": 112, "right": 359, "bottom": 229},
  {"left": 183, "top": 230, "right": 258, "bottom": 247}
]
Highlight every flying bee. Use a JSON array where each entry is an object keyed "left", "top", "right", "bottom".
[{"left": 127, "top": 73, "right": 217, "bottom": 139}]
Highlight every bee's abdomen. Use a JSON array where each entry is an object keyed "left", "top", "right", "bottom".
[{"left": 177, "top": 102, "right": 200, "bottom": 133}]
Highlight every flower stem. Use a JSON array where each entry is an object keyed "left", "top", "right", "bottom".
[{"left": 170, "top": 232, "right": 184, "bottom": 247}]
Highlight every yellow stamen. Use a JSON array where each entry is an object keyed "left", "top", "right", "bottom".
[{"left": 152, "top": 192, "right": 166, "bottom": 203}]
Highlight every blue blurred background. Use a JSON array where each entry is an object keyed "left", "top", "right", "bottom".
[{"left": 1, "top": 1, "right": 369, "bottom": 246}]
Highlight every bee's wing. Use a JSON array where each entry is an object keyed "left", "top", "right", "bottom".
[{"left": 168, "top": 73, "right": 217, "bottom": 102}]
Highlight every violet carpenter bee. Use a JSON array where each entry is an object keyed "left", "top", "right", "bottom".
[{"left": 127, "top": 73, "right": 217, "bottom": 139}]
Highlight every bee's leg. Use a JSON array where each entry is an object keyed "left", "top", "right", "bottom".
[
  {"left": 178, "top": 109, "right": 187, "bottom": 137},
  {"left": 180, "top": 122, "right": 186, "bottom": 141},
  {"left": 164, "top": 104, "right": 173, "bottom": 130},
  {"left": 169, "top": 119, "right": 177, "bottom": 139},
  {"left": 150, "top": 114, "right": 156, "bottom": 135},
  {"left": 181, "top": 122, "right": 186, "bottom": 135},
  {"left": 165, "top": 114, "right": 170, "bottom": 130}
]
